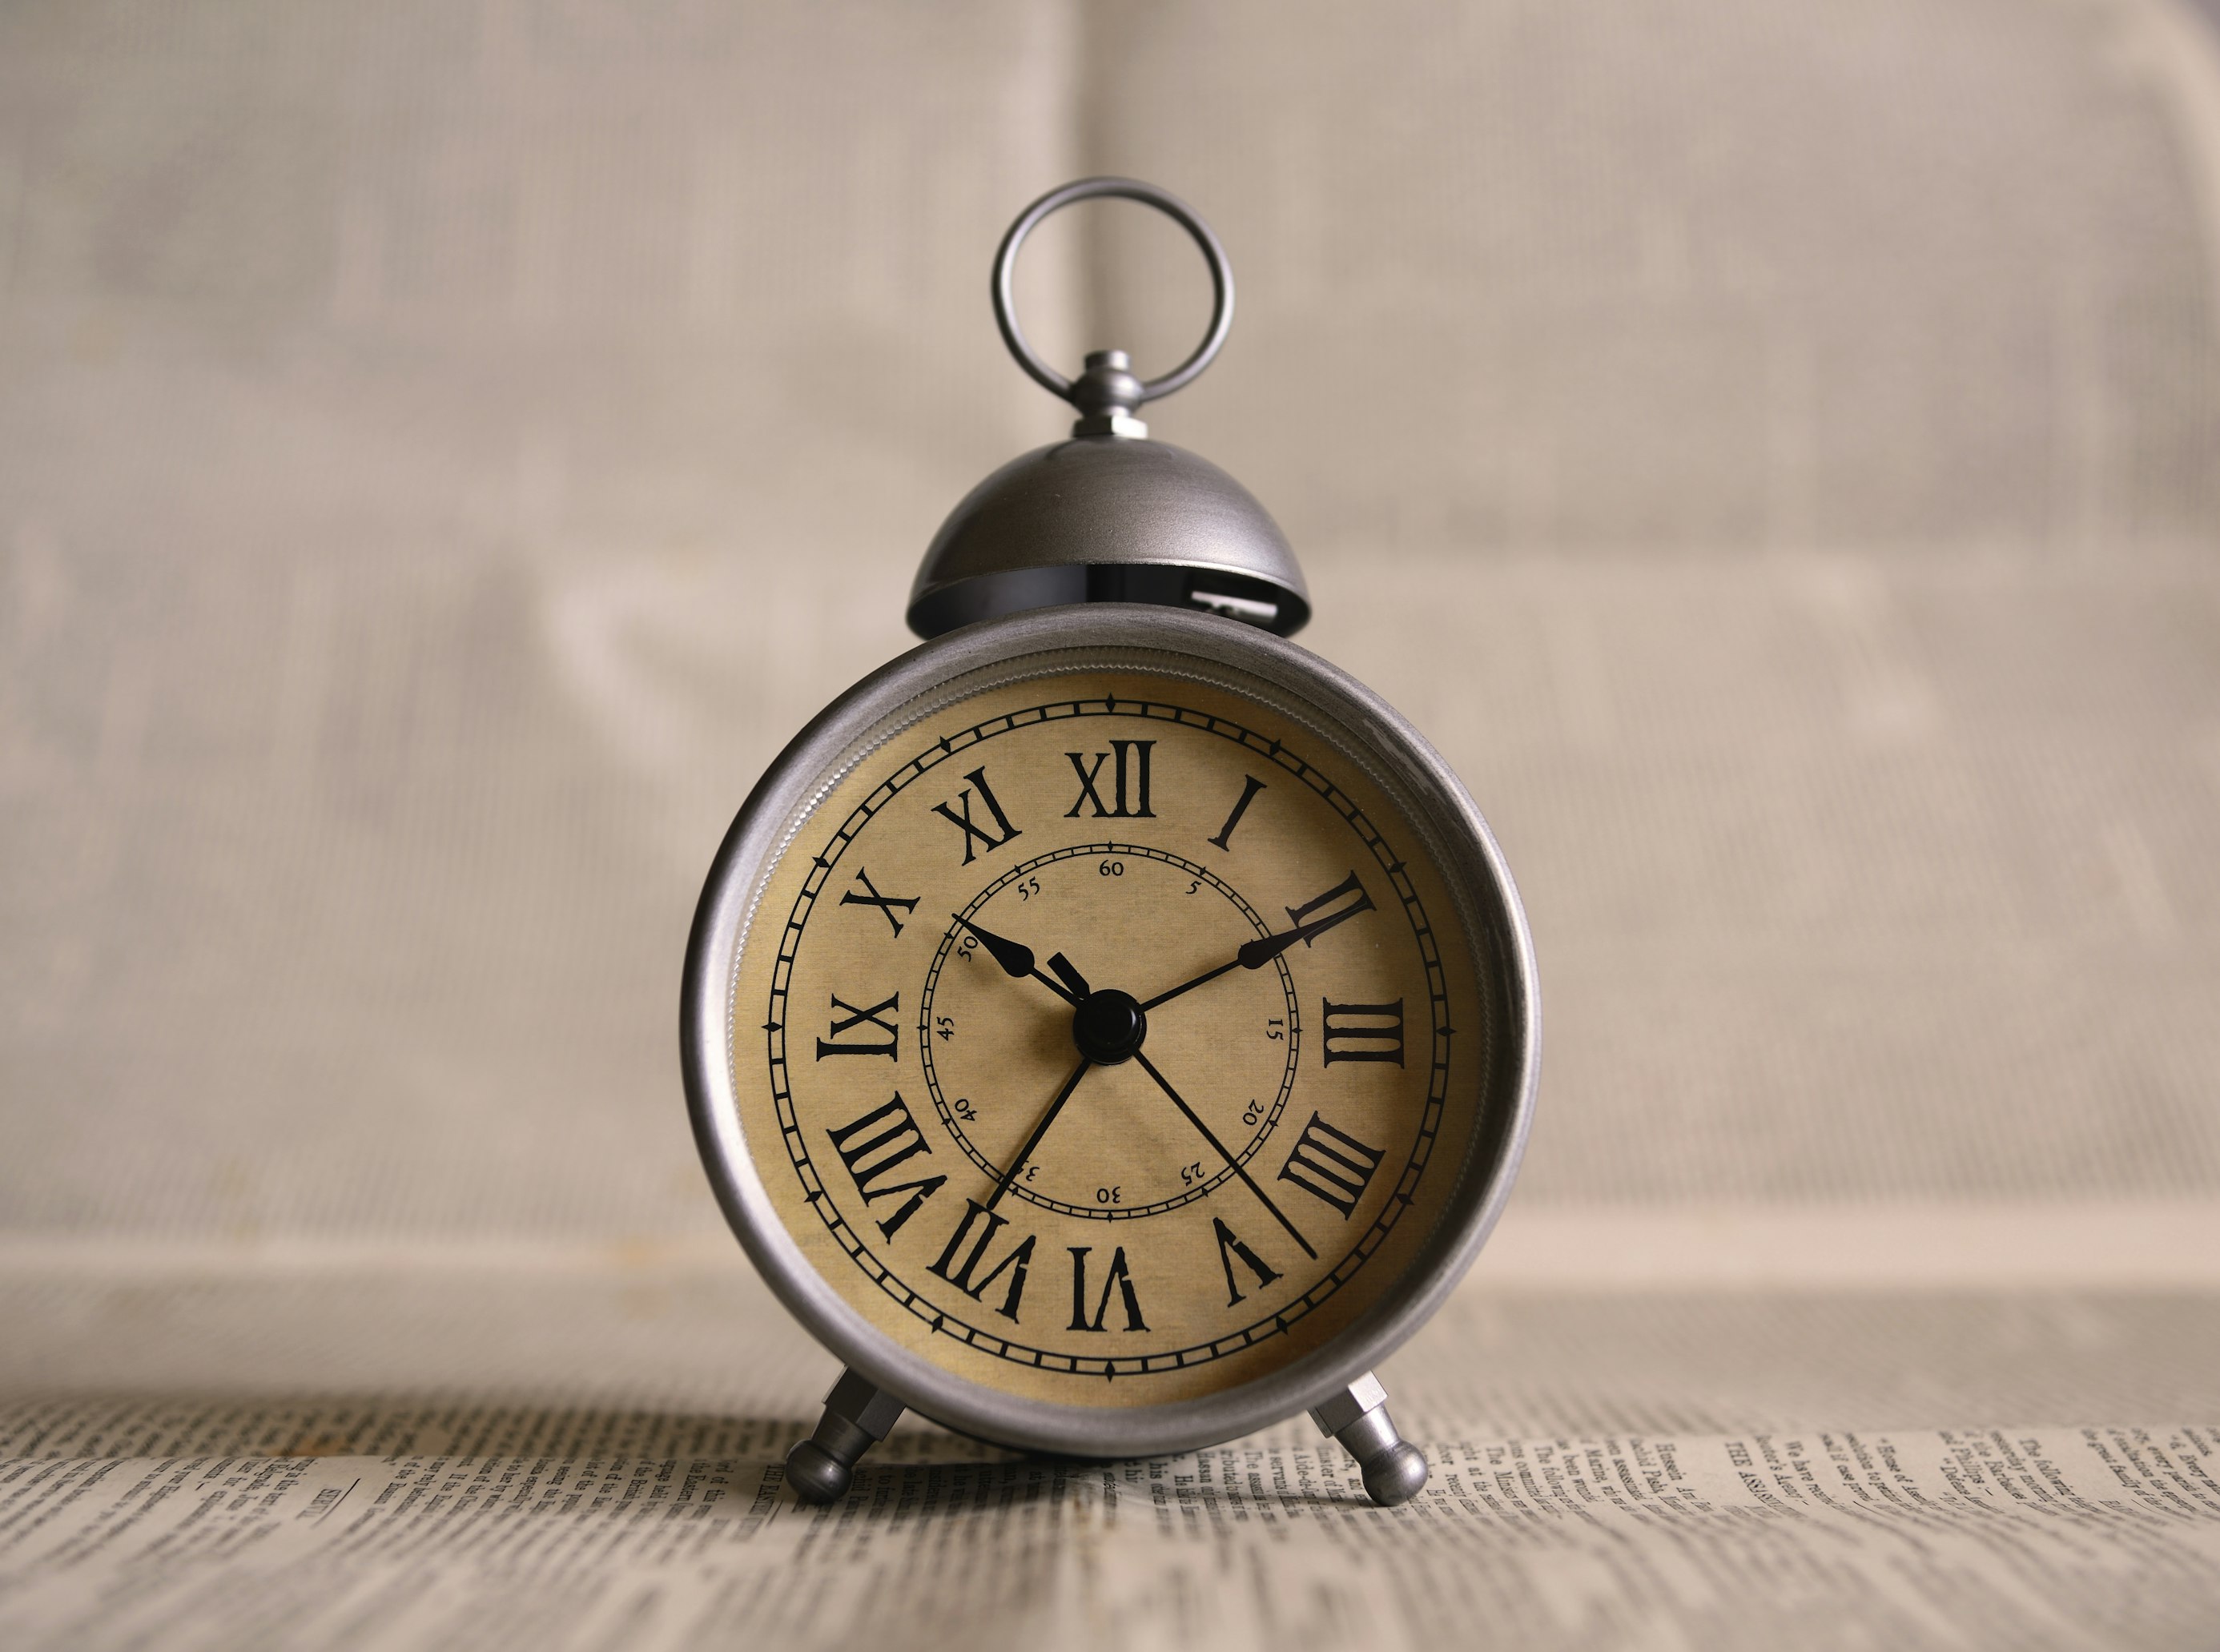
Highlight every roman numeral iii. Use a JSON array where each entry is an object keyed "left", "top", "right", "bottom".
[
  {"left": 1066, "top": 1246, "right": 1149, "bottom": 1332},
  {"left": 927, "top": 1200, "right": 1036, "bottom": 1322},
  {"left": 1277, "top": 1111, "right": 1386, "bottom": 1218},
  {"left": 823, "top": 1095, "right": 946, "bottom": 1240},
  {"left": 931, "top": 766, "right": 1022, "bottom": 863},
  {"left": 816, "top": 991, "right": 900, "bottom": 1060},
  {"left": 1319, "top": 998, "right": 1404, "bottom": 1066},
  {"left": 1065, "top": 740, "right": 1155, "bottom": 818}
]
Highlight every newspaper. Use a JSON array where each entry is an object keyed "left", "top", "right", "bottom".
[{"left": 4, "top": 1415, "right": 2218, "bottom": 1650}]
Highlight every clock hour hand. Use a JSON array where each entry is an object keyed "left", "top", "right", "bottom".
[
  {"left": 953, "top": 914, "right": 1084, "bottom": 1006},
  {"left": 1129, "top": 1048, "right": 1317, "bottom": 1260}
]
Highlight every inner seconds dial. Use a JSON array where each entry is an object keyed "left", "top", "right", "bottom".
[{"left": 917, "top": 844, "right": 1300, "bottom": 1220}]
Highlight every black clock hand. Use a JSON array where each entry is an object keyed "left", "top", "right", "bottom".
[
  {"left": 953, "top": 914, "right": 1085, "bottom": 1007},
  {"left": 1136, "top": 917, "right": 1333, "bottom": 1013},
  {"left": 984, "top": 1053, "right": 1094, "bottom": 1212},
  {"left": 1129, "top": 1048, "right": 1317, "bottom": 1260}
]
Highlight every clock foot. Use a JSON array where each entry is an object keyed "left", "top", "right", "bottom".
[
  {"left": 1310, "top": 1371, "right": 1429, "bottom": 1507},
  {"left": 785, "top": 1368, "right": 906, "bottom": 1505}
]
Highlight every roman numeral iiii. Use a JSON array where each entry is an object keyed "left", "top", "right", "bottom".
[
  {"left": 1277, "top": 1112, "right": 1386, "bottom": 1219},
  {"left": 823, "top": 1095, "right": 945, "bottom": 1239}
]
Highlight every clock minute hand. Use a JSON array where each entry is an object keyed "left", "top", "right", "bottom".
[
  {"left": 1136, "top": 918, "right": 1322, "bottom": 1014},
  {"left": 1130, "top": 1048, "right": 1317, "bottom": 1261},
  {"left": 953, "top": 914, "right": 1085, "bottom": 1006}
]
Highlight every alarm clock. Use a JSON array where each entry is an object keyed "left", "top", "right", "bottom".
[{"left": 682, "top": 179, "right": 1538, "bottom": 1508}]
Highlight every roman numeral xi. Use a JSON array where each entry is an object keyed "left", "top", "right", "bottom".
[
  {"left": 931, "top": 766, "right": 1022, "bottom": 864},
  {"left": 1065, "top": 741, "right": 1154, "bottom": 818}
]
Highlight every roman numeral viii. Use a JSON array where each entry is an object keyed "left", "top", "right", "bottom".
[
  {"left": 823, "top": 1095, "right": 945, "bottom": 1240},
  {"left": 1067, "top": 1246, "right": 1148, "bottom": 1332},
  {"left": 1320, "top": 998, "right": 1404, "bottom": 1066},
  {"left": 816, "top": 992, "right": 899, "bottom": 1060},
  {"left": 1277, "top": 1112, "right": 1386, "bottom": 1219},
  {"left": 931, "top": 766, "right": 1022, "bottom": 864},
  {"left": 927, "top": 1200, "right": 1036, "bottom": 1322},
  {"left": 1065, "top": 741, "right": 1155, "bottom": 818}
]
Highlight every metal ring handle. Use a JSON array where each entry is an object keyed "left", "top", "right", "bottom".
[{"left": 991, "top": 177, "right": 1234, "bottom": 408}]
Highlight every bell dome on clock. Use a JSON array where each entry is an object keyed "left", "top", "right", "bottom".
[{"left": 905, "top": 181, "right": 1311, "bottom": 641}]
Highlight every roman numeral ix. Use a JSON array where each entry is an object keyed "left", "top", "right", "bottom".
[
  {"left": 1067, "top": 1246, "right": 1148, "bottom": 1332},
  {"left": 1065, "top": 741, "right": 1155, "bottom": 819},
  {"left": 816, "top": 991, "right": 899, "bottom": 1060},
  {"left": 931, "top": 766, "right": 1022, "bottom": 864},
  {"left": 1278, "top": 1111, "right": 1387, "bottom": 1219},
  {"left": 1319, "top": 998, "right": 1405, "bottom": 1066},
  {"left": 823, "top": 1095, "right": 946, "bottom": 1240},
  {"left": 927, "top": 1200, "right": 1036, "bottom": 1322},
  {"left": 839, "top": 867, "right": 919, "bottom": 938}
]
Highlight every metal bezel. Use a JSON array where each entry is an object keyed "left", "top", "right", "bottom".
[{"left": 681, "top": 604, "right": 1538, "bottom": 1458}]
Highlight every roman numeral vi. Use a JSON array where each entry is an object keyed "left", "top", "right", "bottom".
[{"left": 1067, "top": 1246, "right": 1149, "bottom": 1332}]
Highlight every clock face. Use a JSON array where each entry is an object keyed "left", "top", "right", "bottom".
[{"left": 723, "top": 659, "right": 1501, "bottom": 1409}]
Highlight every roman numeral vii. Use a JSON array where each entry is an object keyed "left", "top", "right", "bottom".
[{"left": 927, "top": 1200, "right": 1036, "bottom": 1322}]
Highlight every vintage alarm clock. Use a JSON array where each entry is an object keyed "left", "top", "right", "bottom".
[{"left": 682, "top": 179, "right": 1538, "bottom": 1507}]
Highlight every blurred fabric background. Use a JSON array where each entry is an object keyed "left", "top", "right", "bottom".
[{"left": 4, "top": 0, "right": 2220, "bottom": 1411}]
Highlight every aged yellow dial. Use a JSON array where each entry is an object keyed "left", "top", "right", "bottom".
[{"left": 730, "top": 665, "right": 1490, "bottom": 1407}]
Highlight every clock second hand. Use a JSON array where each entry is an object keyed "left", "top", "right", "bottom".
[
  {"left": 1129, "top": 1047, "right": 1317, "bottom": 1261},
  {"left": 983, "top": 1051, "right": 1094, "bottom": 1212}
]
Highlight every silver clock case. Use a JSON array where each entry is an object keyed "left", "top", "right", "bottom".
[
  {"left": 682, "top": 604, "right": 1538, "bottom": 1461},
  {"left": 905, "top": 436, "right": 1312, "bottom": 640}
]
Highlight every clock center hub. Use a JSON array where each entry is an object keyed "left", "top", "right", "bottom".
[{"left": 1070, "top": 988, "right": 1147, "bottom": 1066}]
